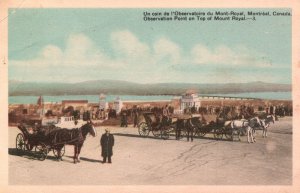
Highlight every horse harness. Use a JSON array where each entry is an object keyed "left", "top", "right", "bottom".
[{"left": 52, "top": 127, "right": 85, "bottom": 146}]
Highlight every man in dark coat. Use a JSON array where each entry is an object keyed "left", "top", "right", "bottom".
[
  {"left": 120, "top": 108, "right": 128, "bottom": 127},
  {"left": 133, "top": 110, "right": 138, "bottom": 128},
  {"left": 100, "top": 128, "right": 114, "bottom": 163}
]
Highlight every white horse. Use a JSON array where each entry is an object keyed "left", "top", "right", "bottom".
[
  {"left": 224, "top": 117, "right": 263, "bottom": 143},
  {"left": 224, "top": 119, "right": 248, "bottom": 141},
  {"left": 260, "top": 115, "right": 275, "bottom": 138}
]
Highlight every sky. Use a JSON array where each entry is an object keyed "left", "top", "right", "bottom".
[{"left": 8, "top": 8, "right": 291, "bottom": 84}]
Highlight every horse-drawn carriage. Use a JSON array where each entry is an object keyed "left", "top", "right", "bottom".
[
  {"left": 194, "top": 118, "right": 240, "bottom": 141},
  {"left": 175, "top": 115, "right": 239, "bottom": 141},
  {"left": 137, "top": 112, "right": 176, "bottom": 139},
  {"left": 16, "top": 120, "right": 97, "bottom": 163},
  {"left": 137, "top": 112, "right": 243, "bottom": 141},
  {"left": 16, "top": 116, "right": 90, "bottom": 161},
  {"left": 16, "top": 124, "right": 65, "bottom": 161}
]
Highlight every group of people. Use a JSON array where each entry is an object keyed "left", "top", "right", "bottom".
[
  {"left": 265, "top": 105, "right": 292, "bottom": 117},
  {"left": 77, "top": 103, "right": 293, "bottom": 164}
]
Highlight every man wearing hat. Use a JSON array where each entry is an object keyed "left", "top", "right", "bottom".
[{"left": 100, "top": 128, "right": 115, "bottom": 163}]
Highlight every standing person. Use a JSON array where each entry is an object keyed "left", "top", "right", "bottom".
[
  {"left": 162, "top": 105, "right": 170, "bottom": 126},
  {"left": 120, "top": 108, "right": 127, "bottom": 127},
  {"left": 175, "top": 119, "right": 183, "bottom": 140},
  {"left": 133, "top": 110, "right": 138, "bottom": 128},
  {"left": 123, "top": 108, "right": 128, "bottom": 127},
  {"left": 100, "top": 129, "right": 114, "bottom": 163},
  {"left": 120, "top": 109, "right": 124, "bottom": 127},
  {"left": 270, "top": 105, "right": 274, "bottom": 115}
]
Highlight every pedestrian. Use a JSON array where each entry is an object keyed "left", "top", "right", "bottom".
[
  {"left": 121, "top": 108, "right": 128, "bottom": 127},
  {"left": 100, "top": 128, "right": 114, "bottom": 163},
  {"left": 120, "top": 113, "right": 124, "bottom": 127},
  {"left": 162, "top": 105, "right": 170, "bottom": 126},
  {"left": 270, "top": 105, "right": 274, "bottom": 115},
  {"left": 120, "top": 108, "right": 125, "bottom": 127},
  {"left": 133, "top": 110, "right": 138, "bottom": 128}
]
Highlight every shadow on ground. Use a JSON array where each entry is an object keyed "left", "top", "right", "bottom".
[
  {"left": 65, "top": 155, "right": 102, "bottom": 163},
  {"left": 8, "top": 148, "right": 67, "bottom": 162},
  {"left": 112, "top": 132, "right": 235, "bottom": 142}
]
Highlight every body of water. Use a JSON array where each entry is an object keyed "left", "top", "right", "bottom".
[
  {"left": 9, "top": 95, "right": 175, "bottom": 104},
  {"left": 203, "top": 92, "right": 292, "bottom": 100},
  {"left": 9, "top": 92, "right": 291, "bottom": 104}
]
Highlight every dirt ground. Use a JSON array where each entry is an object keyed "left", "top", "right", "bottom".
[{"left": 8, "top": 117, "right": 292, "bottom": 185}]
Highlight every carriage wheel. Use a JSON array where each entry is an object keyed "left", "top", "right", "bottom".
[
  {"left": 214, "top": 127, "right": 223, "bottom": 140},
  {"left": 152, "top": 127, "right": 161, "bottom": 138},
  {"left": 161, "top": 131, "right": 170, "bottom": 140},
  {"left": 196, "top": 129, "right": 206, "bottom": 137},
  {"left": 224, "top": 127, "right": 233, "bottom": 140},
  {"left": 161, "top": 127, "right": 170, "bottom": 140},
  {"left": 180, "top": 129, "right": 187, "bottom": 139},
  {"left": 35, "top": 143, "right": 48, "bottom": 161},
  {"left": 168, "top": 125, "right": 176, "bottom": 134},
  {"left": 138, "top": 122, "right": 150, "bottom": 137},
  {"left": 16, "top": 133, "right": 26, "bottom": 151},
  {"left": 192, "top": 126, "right": 200, "bottom": 137},
  {"left": 196, "top": 128, "right": 207, "bottom": 137},
  {"left": 53, "top": 145, "right": 65, "bottom": 158},
  {"left": 25, "top": 144, "right": 34, "bottom": 151}
]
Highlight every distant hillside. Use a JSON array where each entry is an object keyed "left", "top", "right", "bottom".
[{"left": 9, "top": 80, "right": 291, "bottom": 96}]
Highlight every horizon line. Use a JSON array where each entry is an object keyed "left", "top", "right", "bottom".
[{"left": 8, "top": 79, "right": 292, "bottom": 85}]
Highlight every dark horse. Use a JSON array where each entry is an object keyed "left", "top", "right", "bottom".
[
  {"left": 48, "top": 121, "right": 96, "bottom": 163},
  {"left": 176, "top": 116, "right": 203, "bottom": 142}
]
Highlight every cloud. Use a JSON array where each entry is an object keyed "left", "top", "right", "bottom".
[
  {"left": 191, "top": 44, "right": 271, "bottom": 67},
  {"left": 10, "top": 33, "right": 120, "bottom": 69},
  {"left": 110, "top": 30, "right": 152, "bottom": 65},
  {"left": 9, "top": 30, "right": 285, "bottom": 83},
  {"left": 41, "top": 45, "right": 63, "bottom": 61},
  {"left": 153, "top": 38, "right": 181, "bottom": 65},
  {"left": 11, "top": 31, "right": 269, "bottom": 69}
]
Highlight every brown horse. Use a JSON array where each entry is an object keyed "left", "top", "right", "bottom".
[
  {"left": 48, "top": 121, "right": 97, "bottom": 163},
  {"left": 176, "top": 116, "right": 203, "bottom": 142}
]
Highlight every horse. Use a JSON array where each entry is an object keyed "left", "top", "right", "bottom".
[
  {"left": 187, "top": 116, "right": 204, "bottom": 141},
  {"left": 260, "top": 115, "right": 275, "bottom": 138},
  {"left": 224, "top": 117, "right": 263, "bottom": 143},
  {"left": 48, "top": 121, "right": 96, "bottom": 163},
  {"left": 224, "top": 119, "right": 248, "bottom": 141},
  {"left": 247, "top": 117, "right": 266, "bottom": 143},
  {"left": 176, "top": 116, "right": 203, "bottom": 142}
]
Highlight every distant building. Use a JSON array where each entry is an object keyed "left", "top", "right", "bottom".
[
  {"left": 99, "top": 94, "right": 108, "bottom": 110},
  {"left": 113, "top": 97, "right": 123, "bottom": 114},
  {"left": 180, "top": 90, "right": 201, "bottom": 111},
  {"left": 37, "top": 96, "right": 45, "bottom": 117}
]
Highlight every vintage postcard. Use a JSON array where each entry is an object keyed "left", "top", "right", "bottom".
[{"left": 1, "top": 0, "right": 300, "bottom": 193}]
